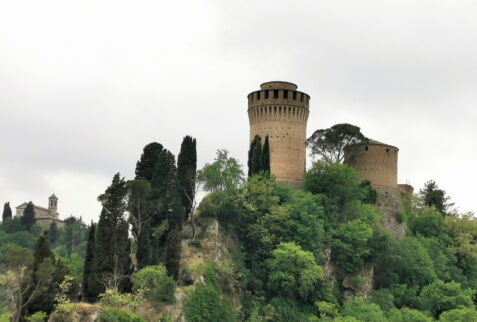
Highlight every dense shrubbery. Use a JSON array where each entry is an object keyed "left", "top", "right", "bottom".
[
  {"left": 185, "top": 265, "right": 236, "bottom": 322},
  {"left": 96, "top": 308, "right": 145, "bottom": 322},
  {"left": 132, "top": 265, "right": 176, "bottom": 303}
]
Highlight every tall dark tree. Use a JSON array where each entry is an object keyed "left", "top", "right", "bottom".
[
  {"left": 177, "top": 135, "right": 197, "bottom": 217},
  {"left": 127, "top": 179, "right": 152, "bottom": 243},
  {"left": 135, "top": 142, "right": 164, "bottom": 181},
  {"left": 48, "top": 221, "right": 59, "bottom": 244},
  {"left": 262, "top": 135, "right": 271, "bottom": 174},
  {"left": 150, "top": 150, "right": 185, "bottom": 274},
  {"left": 136, "top": 222, "right": 153, "bottom": 269},
  {"left": 420, "top": 180, "right": 453, "bottom": 215},
  {"left": 165, "top": 229, "right": 181, "bottom": 280},
  {"left": 2, "top": 201, "right": 12, "bottom": 222},
  {"left": 306, "top": 123, "right": 367, "bottom": 163},
  {"left": 248, "top": 135, "right": 262, "bottom": 177},
  {"left": 248, "top": 135, "right": 271, "bottom": 177},
  {"left": 90, "top": 173, "right": 131, "bottom": 298},
  {"left": 83, "top": 222, "right": 96, "bottom": 302},
  {"left": 21, "top": 202, "right": 36, "bottom": 230},
  {"left": 23, "top": 232, "right": 69, "bottom": 317}
]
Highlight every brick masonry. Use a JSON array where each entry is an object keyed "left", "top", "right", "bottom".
[{"left": 247, "top": 81, "right": 310, "bottom": 188}]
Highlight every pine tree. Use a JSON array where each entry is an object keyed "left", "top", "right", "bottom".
[
  {"left": 2, "top": 202, "right": 12, "bottom": 222},
  {"left": 135, "top": 142, "right": 164, "bottom": 181},
  {"left": 177, "top": 135, "right": 197, "bottom": 218},
  {"left": 262, "top": 135, "right": 271, "bottom": 174},
  {"left": 48, "top": 221, "right": 59, "bottom": 244},
  {"left": 21, "top": 202, "right": 36, "bottom": 230},
  {"left": 83, "top": 222, "right": 96, "bottom": 302}
]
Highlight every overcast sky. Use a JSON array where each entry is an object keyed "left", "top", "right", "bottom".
[{"left": 1, "top": 0, "right": 476, "bottom": 223}]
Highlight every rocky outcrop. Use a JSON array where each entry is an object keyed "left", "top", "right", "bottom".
[
  {"left": 342, "top": 266, "right": 374, "bottom": 301},
  {"left": 376, "top": 187, "right": 406, "bottom": 239}
]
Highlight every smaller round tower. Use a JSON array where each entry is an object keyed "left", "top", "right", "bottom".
[
  {"left": 344, "top": 139, "right": 398, "bottom": 188},
  {"left": 344, "top": 139, "right": 405, "bottom": 239}
]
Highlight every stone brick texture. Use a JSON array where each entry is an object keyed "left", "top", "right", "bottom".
[{"left": 344, "top": 142, "right": 398, "bottom": 188}]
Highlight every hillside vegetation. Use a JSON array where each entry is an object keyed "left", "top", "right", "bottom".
[{"left": 1, "top": 136, "right": 477, "bottom": 321}]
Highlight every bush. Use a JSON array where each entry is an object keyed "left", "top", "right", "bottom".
[
  {"left": 132, "top": 265, "right": 176, "bottom": 303},
  {"left": 438, "top": 308, "right": 477, "bottom": 322},
  {"left": 342, "top": 298, "right": 386, "bottom": 322},
  {"left": 418, "top": 280, "right": 474, "bottom": 319},
  {"left": 26, "top": 311, "right": 47, "bottom": 322},
  {"left": 188, "top": 239, "right": 202, "bottom": 250},
  {"left": 185, "top": 266, "right": 236, "bottom": 322},
  {"left": 387, "top": 308, "right": 432, "bottom": 322},
  {"left": 332, "top": 220, "right": 373, "bottom": 273},
  {"left": 96, "top": 308, "right": 144, "bottom": 322},
  {"left": 98, "top": 289, "right": 142, "bottom": 310}
]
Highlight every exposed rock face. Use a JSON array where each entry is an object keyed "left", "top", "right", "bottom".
[
  {"left": 376, "top": 187, "right": 406, "bottom": 239},
  {"left": 342, "top": 266, "right": 374, "bottom": 301}
]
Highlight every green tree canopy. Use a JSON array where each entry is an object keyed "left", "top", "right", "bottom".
[
  {"left": 198, "top": 149, "right": 244, "bottom": 193},
  {"left": 21, "top": 202, "right": 36, "bottom": 230},
  {"left": 83, "top": 222, "right": 96, "bottom": 302},
  {"left": 177, "top": 135, "right": 197, "bottom": 217},
  {"left": 306, "top": 123, "right": 367, "bottom": 163},
  {"left": 332, "top": 219, "right": 373, "bottom": 273},
  {"left": 341, "top": 298, "right": 386, "bottom": 322},
  {"left": 2, "top": 202, "right": 12, "bottom": 222},
  {"left": 418, "top": 280, "right": 474, "bottom": 319},
  {"left": 132, "top": 265, "right": 176, "bottom": 303},
  {"left": 265, "top": 242, "right": 323, "bottom": 301},
  {"left": 90, "top": 173, "right": 131, "bottom": 299},
  {"left": 135, "top": 142, "right": 164, "bottom": 181},
  {"left": 304, "top": 161, "right": 365, "bottom": 220},
  {"left": 420, "top": 180, "right": 453, "bottom": 215}
]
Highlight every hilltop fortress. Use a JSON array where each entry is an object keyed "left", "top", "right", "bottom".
[{"left": 247, "top": 81, "right": 407, "bottom": 238}]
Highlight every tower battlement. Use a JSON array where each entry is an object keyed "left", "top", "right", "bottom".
[{"left": 247, "top": 81, "right": 310, "bottom": 188}]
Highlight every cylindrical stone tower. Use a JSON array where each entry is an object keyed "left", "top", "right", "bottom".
[
  {"left": 344, "top": 139, "right": 399, "bottom": 188},
  {"left": 247, "top": 81, "right": 310, "bottom": 188},
  {"left": 345, "top": 139, "right": 405, "bottom": 239}
]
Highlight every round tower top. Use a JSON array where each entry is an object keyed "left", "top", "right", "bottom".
[
  {"left": 260, "top": 81, "right": 297, "bottom": 90},
  {"left": 345, "top": 139, "right": 399, "bottom": 152}
]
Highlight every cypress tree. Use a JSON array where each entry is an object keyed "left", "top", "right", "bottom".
[
  {"left": 249, "top": 135, "right": 263, "bottom": 177},
  {"left": 23, "top": 232, "right": 69, "bottom": 317},
  {"left": 48, "top": 221, "right": 59, "bottom": 244},
  {"left": 2, "top": 202, "right": 12, "bottom": 222},
  {"left": 136, "top": 223, "right": 152, "bottom": 269},
  {"left": 83, "top": 222, "right": 96, "bottom": 302},
  {"left": 177, "top": 135, "right": 197, "bottom": 217},
  {"left": 165, "top": 229, "right": 181, "bottom": 280},
  {"left": 21, "top": 202, "right": 36, "bottom": 230},
  {"left": 91, "top": 173, "right": 131, "bottom": 297},
  {"left": 262, "top": 135, "right": 270, "bottom": 174},
  {"left": 135, "top": 142, "right": 164, "bottom": 181}
]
